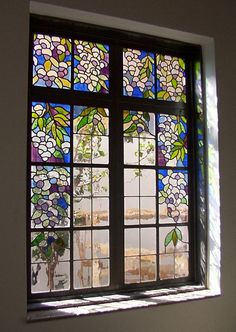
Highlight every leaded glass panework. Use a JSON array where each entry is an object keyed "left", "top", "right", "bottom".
[{"left": 28, "top": 15, "right": 203, "bottom": 302}]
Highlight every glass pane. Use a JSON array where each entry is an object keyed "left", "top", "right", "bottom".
[
  {"left": 124, "top": 137, "right": 139, "bottom": 165},
  {"left": 175, "top": 253, "right": 189, "bottom": 278},
  {"left": 74, "top": 167, "right": 91, "bottom": 197},
  {"left": 125, "top": 228, "right": 139, "bottom": 256},
  {"left": 156, "top": 54, "right": 186, "bottom": 103},
  {"left": 157, "top": 114, "right": 188, "bottom": 167},
  {"left": 74, "top": 40, "right": 109, "bottom": 93},
  {"left": 140, "top": 169, "right": 156, "bottom": 196},
  {"left": 140, "top": 197, "right": 156, "bottom": 224},
  {"left": 33, "top": 34, "right": 71, "bottom": 89},
  {"left": 31, "top": 166, "right": 70, "bottom": 228},
  {"left": 92, "top": 198, "right": 109, "bottom": 226},
  {"left": 92, "top": 168, "right": 109, "bottom": 196},
  {"left": 124, "top": 169, "right": 139, "bottom": 196},
  {"left": 93, "top": 259, "right": 110, "bottom": 287},
  {"left": 139, "top": 138, "right": 155, "bottom": 165},
  {"left": 31, "top": 231, "right": 70, "bottom": 293},
  {"left": 73, "top": 106, "right": 109, "bottom": 164},
  {"left": 141, "top": 255, "right": 156, "bottom": 282},
  {"left": 92, "top": 136, "right": 109, "bottom": 164},
  {"left": 141, "top": 228, "right": 156, "bottom": 255},
  {"left": 159, "top": 169, "right": 188, "bottom": 223},
  {"left": 123, "top": 48, "right": 155, "bottom": 98},
  {"left": 73, "top": 230, "right": 91, "bottom": 259},
  {"left": 74, "top": 198, "right": 91, "bottom": 227},
  {"left": 159, "top": 226, "right": 189, "bottom": 254},
  {"left": 73, "top": 134, "right": 92, "bottom": 163},
  {"left": 31, "top": 102, "right": 70, "bottom": 163},
  {"left": 124, "top": 197, "right": 139, "bottom": 225},
  {"left": 74, "top": 260, "right": 92, "bottom": 289},
  {"left": 92, "top": 230, "right": 109, "bottom": 258},
  {"left": 125, "top": 256, "right": 140, "bottom": 284},
  {"left": 159, "top": 254, "right": 175, "bottom": 280}
]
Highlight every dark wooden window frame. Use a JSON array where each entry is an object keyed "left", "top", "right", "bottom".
[{"left": 27, "top": 14, "right": 206, "bottom": 304}]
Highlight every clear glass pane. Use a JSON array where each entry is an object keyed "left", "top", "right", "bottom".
[
  {"left": 139, "top": 138, "right": 155, "bottom": 165},
  {"left": 73, "top": 230, "right": 91, "bottom": 260},
  {"left": 140, "top": 169, "right": 156, "bottom": 196},
  {"left": 31, "top": 260, "right": 70, "bottom": 293},
  {"left": 124, "top": 169, "right": 139, "bottom": 196},
  {"left": 140, "top": 197, "right": 156, "bottom": 224},
  {"left": 141, "top": 255, "right": 156, "bottom": 282},
  {"left": 31, "top": 166, "right": 70, "bottom": 228},
  {"left": 92, "top": 136, "right": 109, "bottom": 164},
  {"left": 74, "top": 260, "right": 92, "bottom": 289},
  {"left": 125, "top": 228, "right": 139, "bottom": 256},
  {"left": 33, "top": 34, "right": 71, "bottom": 89},
  {"left": 141, "top": 228, "right": 156, "bottom": 255},
  {"left": 175, "top": 253, "right": 189, "bottom": 278},
  {"left": 73, "top": 197, "right": 91, "bottom": 227},
  {"left": 73, "top": 134, "right": 92, "bottom": 163},
  {"left": 92, "top": 230, "right": 109, "bottom": 258},
  {"left": 159, "top": 254, "right": 175, "bottom": 280},
  {"left": 124, "top": 197, "right": 139, "bottom": 225},
  {"left": 156, "top": 54, "right": 186, "bottom": 103},
  {"left": 123, "top": 49, "right": 155, "bottom": 99},
  {"left": 92, "top": 197, "right": 109, "bottom": 226},
  {"left": 124, "top": 137, "right": 139, "bottom": 165},
  {"left": 74, "top": 41, "right": 109, "bottom": 93},
  {"left": 74, "top": 167, "right": 91, "bottom": 197},
  {"left": 125, "top": 256, "right": 140, "bottom": 284},
  {"left": 159, "top": 169, "right": 188, "bottom": 223},
  {"left": 92, "top": 168, "right": 109, "bottom": 196},
  {"left": 93, "top": 259, "right": 110, "bottom": 287}
]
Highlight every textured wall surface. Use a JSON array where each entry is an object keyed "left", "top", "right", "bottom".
[{"left": 0, "top": 0, "right": 235, "bottom": 331}]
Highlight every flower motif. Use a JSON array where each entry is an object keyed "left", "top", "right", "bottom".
[
  {"left": 74, "top": 41, "right": 109, "bottom": 92},
  {"left": 32, "top": 131, "right": 56, "bottom": 161},
  {"left": 157, "top": 55, "right": 186, "bottom": 102}
]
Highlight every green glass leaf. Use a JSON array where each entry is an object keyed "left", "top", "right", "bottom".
[
  {"left": 170, "top": 149, "right": 179, "bottom": 160},
  {"left": 38, "top": 117, "right": 44, "bottom": 130},
  {"left": 175, "top": 228, "right": 183, "bottom": 241},
  {"left": 97, "top": 43, "right": 108, "bottom": 53},
  {"left": 124, "top": 123, "right": 137, "bottom": 134},
  {"left": 98, "top": 121, "right": 105, "bottom": 135},
  {"left": 182, "top": 94, "right": 186, "bottom": 103},
  {"left": 123, "top": 114, "right": 133, "bottom": 124},
  {"left": 164, "top": 229, "right": 174, "bottom": 247},
  {"left": 97, "top": 108, "right": 107, "bottom": 117},
  {"left": 77, "top": 115, "right": 88, "bottom": 131},
  {"left": 171, "top": 79, "right": 177, "bottom": 88},
  {"left": 54, "top": 150, "right": 63, "bottom": 159},
  {"left": 31, "top": 233, "right": 45, "bottom": 246},
  {"left": 179, "top": 58, "right": 185, "bottom": 70},
  {"left": 32, "top": 119, "right": 38, "bottom": 130},
  {"left": 181, "top": 147, "right": 185, "bottom": 161},
  {"left": 172, "top": 229, "right": 178, "bottom": 246},
  {"left": 54, "top": 106, "right": 69, "bottom": 115},
  {"left": 54, "top": 115, "right": 68, "bottom": 127},
  {"left": 143, "top": 112, "right": 150, "bottom": 122}
]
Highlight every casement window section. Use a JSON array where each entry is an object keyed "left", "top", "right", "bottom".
[{"left": 27, "top": 3, "right": 221, "bottom": 321}]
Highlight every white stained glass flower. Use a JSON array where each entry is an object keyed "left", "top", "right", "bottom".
[{"left": 32, "top": 131, "right": 56, "bottom": 161}]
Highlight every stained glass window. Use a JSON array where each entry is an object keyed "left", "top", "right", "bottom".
[{"left": 28, "top": 15, "right": 203, "bottom": 303}]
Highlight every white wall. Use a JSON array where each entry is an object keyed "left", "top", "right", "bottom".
[{"left": 1, "top": 0, "right": 235, "bottom": 331}]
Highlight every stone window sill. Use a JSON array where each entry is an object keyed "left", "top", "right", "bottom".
[{"left": 27, "top": 285, "right": 220, "bottom": 321}]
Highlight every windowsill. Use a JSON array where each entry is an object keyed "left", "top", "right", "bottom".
[{"left": 27, "top": 285, "right": 220, "bottom": 321}]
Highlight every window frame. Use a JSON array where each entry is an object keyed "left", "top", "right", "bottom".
[{"left": 27, "top": 2, "right": 221, "bottom": 318}]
